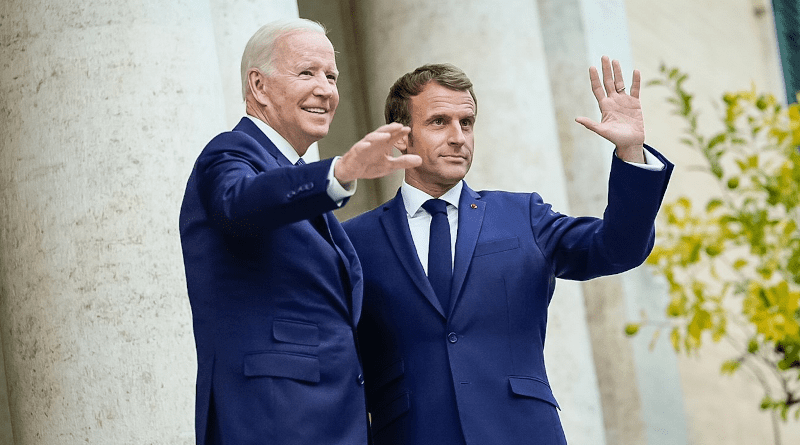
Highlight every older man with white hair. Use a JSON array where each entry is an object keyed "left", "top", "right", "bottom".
[{"left": 179, "top": 18, "right": 420, "bottom": 445}]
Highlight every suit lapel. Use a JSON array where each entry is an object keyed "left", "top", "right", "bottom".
[
  {"left": 234, "top": 117, "right": 292, "bottom": 167},
  {"left": 451, "top": 184, "right": 485, "bottom": 314},
  {"left": 380, "top": 192, "right": 447, "bottom": 318},
  {"left": 325, "top": 212, "right": 362, "bottom": 323},
  {"left": 235, "top": 118, "right": 358, "bottom": 319}
]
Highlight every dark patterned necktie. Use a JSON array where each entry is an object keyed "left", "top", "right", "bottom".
[{"left": 421, "top": 199, "right": 452, "bottom": 312}]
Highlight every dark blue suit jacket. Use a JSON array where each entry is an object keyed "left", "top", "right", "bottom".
[
  {"left": 343, "top": 147, "right": 672, "bottom": 445},
  {"left": 180, "top": 117, "right": 367, "bottom": 444}
]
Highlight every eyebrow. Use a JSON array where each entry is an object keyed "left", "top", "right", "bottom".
[
  {"left": 293, "top": 61, "right": 339, "bottom": 76},
  {"left": 425, "top": 113, "right": 449, "bottom": 123},
  {"left": 428, "top": 112, "right": 474, "bottom": 121}
]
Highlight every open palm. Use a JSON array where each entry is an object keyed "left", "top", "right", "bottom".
[{"left": 576, "top": 56, "right": 645, "bottom": 162}]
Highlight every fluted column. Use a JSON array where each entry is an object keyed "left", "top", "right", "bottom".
[
  {"left": 353, "top": 1, "right": 606, "bottom": 443},
  {"left": 0, "top": 0, "right": 226, "bottom": 442}
]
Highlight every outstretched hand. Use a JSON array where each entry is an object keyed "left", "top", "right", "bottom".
[
  {"left": 575, "top": 56, "right": 645, "bottom": 163},
  {"left": 334, "top": 123, "right": 422, "bottom": 184}
]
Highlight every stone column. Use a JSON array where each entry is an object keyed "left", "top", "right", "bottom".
[
  {"left": 537, "top": 1, "right": 689, "bottom": 444},
  {"left": 353, "top": 1, "right": 606, "bottom": 443},
  {"left": 0, "top": 0, "right": 226, "bottom": 442}
]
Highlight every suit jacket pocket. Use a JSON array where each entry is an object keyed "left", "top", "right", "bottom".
[
  {"left": 371, "top": 392, "right": 410, "bottom": 433},
  {"left": 243, "top": 351, "right": 320, "bottom": 383},
  {"left": 474, "top": 237, "right": 520, "bottom": 257},
  {"left": 508, "top": 376, "right": 560, "bottom": 409},
  {"left": 273, "top": 318, "right": 320, "bottom": 346}
]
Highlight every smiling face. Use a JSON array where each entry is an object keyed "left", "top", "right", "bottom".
[
  {"left": 399, "top": 81, "right": 476, "bottom": 197},
  {"left": 252, "top": 30, "right": 339, "bottom": 154}
]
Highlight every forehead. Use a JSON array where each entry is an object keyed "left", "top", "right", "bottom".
[
  {"left": 273, "top": 30, "right": 336, "bottom": 68},
  {"left": 410, "top": 82, "right": 475, "bottom": 119}
]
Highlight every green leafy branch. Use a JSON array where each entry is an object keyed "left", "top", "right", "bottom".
[{"left": 626, "top": 65, "right": 800, "bottom": 421}]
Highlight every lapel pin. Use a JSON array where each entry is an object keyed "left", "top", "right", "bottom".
[{"left": 470, "top": 203, "right": 477, "bottom": 209}]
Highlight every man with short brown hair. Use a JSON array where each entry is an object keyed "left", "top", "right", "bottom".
[{"left": 344, "top": 60, "right": 671, "bottom": 444}]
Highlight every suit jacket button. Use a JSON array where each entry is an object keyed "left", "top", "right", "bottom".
[
  {"left": 357, "top": 374, "right": 365, "bottom": 385},
  {"left": 447, "top": 332, "right": 458, "bottom": 343}
]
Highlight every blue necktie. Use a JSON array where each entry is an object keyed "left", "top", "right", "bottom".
[{"left": 422, "top": 199, "right": 452, "bottom": 312}]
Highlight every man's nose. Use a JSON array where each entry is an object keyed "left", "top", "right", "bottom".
[
  {"left": 448, "top": 123, "right": 466, "bottom": 145},
  {"left": 312, "top": 74, "right": 335, "bottom": 97}
]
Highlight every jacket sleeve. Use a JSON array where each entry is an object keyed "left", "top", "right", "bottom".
[
  {"left": 193, "top": 130, "right": 342, "bottom": 237},
  {"left": 531, "top": 145, "right": 673, "bottom": 280}
]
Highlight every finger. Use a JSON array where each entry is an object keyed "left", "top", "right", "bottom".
[
  {"left": 601, "top": 55, "right": 615, "bottom": 97},
  {"left": 588, "top": 66, "right": 605, "bottom": 103},
  {"left": 362, "top": 125, "right": 409, "bottom": 145},
  {"left": 371, "top": 123, "right": 409, "bottom": 136},
  {"left": 376, "top": 125, "right": 411, "bottom": 143},
  {"left": 612, "top": 59, "right": 625, "bottom": 94},
  {"left": 388, "top": 125, "right": 411, "bottom": 140},
  {"left": 629, "top": 69, "right": 641, "bottom": 98},
  {"left": 384, "top": 128, "right": 410, "bottom": 151},
  {"left": 373, "top": 122, "right": 405, "bottom": 133},
  {"left": 387, "top": 154, "right": 422, "bottom": 170},
  {"left": 360, "top": 131, "right": 393, "bottom": 145}
]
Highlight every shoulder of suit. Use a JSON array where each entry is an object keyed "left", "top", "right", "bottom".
[
  {"left": 194, "top": 130, "right": 276, "bottom": 173},
  {"left": 342, "top": 205, "right": 382, "bottom": 229},
  {"left": 475, "top": 189, "right": 536, "bottom": 201}
]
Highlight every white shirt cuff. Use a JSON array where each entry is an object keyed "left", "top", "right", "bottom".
[
  {"left": 623, "top": 146, "right": 664, "bottom": 171},
  {"left": 326, "top": 156, "right": 356, "bottom": 206}
]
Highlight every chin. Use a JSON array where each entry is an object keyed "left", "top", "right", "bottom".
[
  {"left": 444, "top": 166, "right": 469, "bottom": 179},
  {"left": 303, "top": 126, "right": 331, "bottom": 140}
]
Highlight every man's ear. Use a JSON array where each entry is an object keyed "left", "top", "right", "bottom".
[
  {"left": 247, "top": 69, "right": 269, "bottom": 105},
  {"left": 395, "top": 130, "right": 410, "bottom": 154}
]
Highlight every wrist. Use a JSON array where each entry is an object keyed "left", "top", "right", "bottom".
[
  {"left": 333, "top": 157, "right": 355, "bottom": 186},
  {"left": 615, "top": 144, "right": 645, "bottom": 163}
]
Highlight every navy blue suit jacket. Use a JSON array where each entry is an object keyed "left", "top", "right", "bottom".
[
  {"left": 180, "top": 117, "right": 367, "bottom": 444},
  {"left": 343, "top": 147, "right": 672, "bottom": 445}
]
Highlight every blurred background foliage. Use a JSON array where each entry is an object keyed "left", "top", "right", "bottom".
[{"left": 626, "top": 65, "right": 800, "bottom": 421}]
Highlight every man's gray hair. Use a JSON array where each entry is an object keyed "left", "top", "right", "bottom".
[{"left": 240, "top": 18, "right": 327, "bottom": 101}]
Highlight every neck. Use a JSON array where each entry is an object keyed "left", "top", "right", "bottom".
[
  {"left": 245, "top": 102, "right": 310, "bottom": 156},
  {"left": 404, "top": 175, "right": 457, "bottom": 199}
]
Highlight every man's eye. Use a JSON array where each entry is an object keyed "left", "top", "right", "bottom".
[
  {"left": 327, "top": 74, "right": 337, "bottom": 83},
  {"left": 461, "top": 119, "right": 473, "bottom": 127},
  {"left": 299, "top": 71, "right": 313, "bottom": 76},
  {"left": 432, "top": 118, "right": 444, "bottom": 125}
]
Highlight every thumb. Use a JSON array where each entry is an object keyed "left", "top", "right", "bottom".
[
  {"left": 390, "top": 154, "right": 422, "bottom": 170},
  {"left": 574, "top": 116, "right": 598, "bottom": 131}
]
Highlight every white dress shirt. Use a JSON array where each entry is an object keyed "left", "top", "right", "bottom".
[
  {"left": 402, "top": 181, "right": 462, "bottom": 274},
  {"left": 245, "top": 115, "right": 356, "bottom": 205},
  {"left": 402, "top": 147, "right": 665, "bottom": 275}
]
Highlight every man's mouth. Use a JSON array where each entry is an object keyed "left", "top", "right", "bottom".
[{"left": 303, "top": 107, "right": 327, "bottom": 114}]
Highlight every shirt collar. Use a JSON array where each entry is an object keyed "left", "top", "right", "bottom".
[
  {"left": 245, "top": 115, "right": 304, "bottom": 165},
  {"left": 401, "top": 180, "right": 463, "bottom": 217}
]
